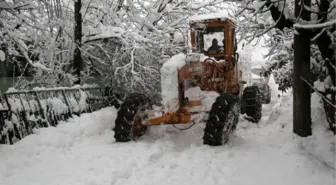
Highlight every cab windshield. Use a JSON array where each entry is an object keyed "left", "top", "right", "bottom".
[{"left": 203, "top": 32, "right": 224, "bottom": 54}]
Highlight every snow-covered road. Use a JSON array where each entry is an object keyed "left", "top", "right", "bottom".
[{"left": 0, "top": 92, "right": 335, "bottom": 185}]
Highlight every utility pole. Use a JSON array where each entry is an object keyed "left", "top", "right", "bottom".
[
  {"left": 73, "top": 0, "right": 82, "bottom": 85},
  {"left": 293, "top": 0, "right": 312, "bottom": 136}
]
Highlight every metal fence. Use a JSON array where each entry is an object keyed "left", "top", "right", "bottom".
[{"left": 0, "top": 86, "right": 110, "bottom": 144}]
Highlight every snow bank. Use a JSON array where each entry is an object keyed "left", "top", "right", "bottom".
[
  {"left": 298, "top": 92, "right": 336, "bottom": 168},
  {"left": 0, "top": 107, "right": 117, "bottom": 183},
  {"left": 265, "top": 91, "right": 335, "bottom": 169},
  {"left": 1, "top": 91, "right": 335, "bottom": 185},
  {"left": 160, "top": 53, "right": 186, "bottom": 112},
  {"left": 268, "top": 73, "right": 279, "bottom": 98}
]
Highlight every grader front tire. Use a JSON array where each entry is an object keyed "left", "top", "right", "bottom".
[
  {"left": 203, "top": 93, "right": 240, "bottom": 146},
  {"left": 113, "top": 93, "right": 150, "bottom": 142}
]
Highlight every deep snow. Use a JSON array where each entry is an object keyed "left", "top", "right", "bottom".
[
  {"left": 0, "top": 89, "right": 335, "bottom": 185},
  {"left": 0, "top": 36, "right": 334, "bottom": 185}
]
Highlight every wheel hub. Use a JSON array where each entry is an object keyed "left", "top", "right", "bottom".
[{"left": 131, "top": 112, "right": 148, "bottom": 140}]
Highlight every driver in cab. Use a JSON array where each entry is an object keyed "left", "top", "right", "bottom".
[
  {"left": 207, "top": 39, "right": 225, "bottom": 61},
  {"left": 207, "top": 38, "right": 225, "bottom": 53}
]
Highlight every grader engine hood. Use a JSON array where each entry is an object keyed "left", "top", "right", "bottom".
[
  {"left": 160, "top": 53, "right": 220, "bottom": 113},
  {"left": 185, "top": 53, "right": 205, "bottom": 75},
  {"left": 160, "top": 53, "right": 187, "bottom": 112}
]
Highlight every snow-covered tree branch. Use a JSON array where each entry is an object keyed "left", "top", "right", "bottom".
[{"left": 242, "top": 0, "right": 336, "bottom": 93}]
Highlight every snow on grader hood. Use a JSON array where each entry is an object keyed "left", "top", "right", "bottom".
[
  {"left": 160, "top": 53, "right": 220, "bottom": 113},
  {"left": 113, "top": 15, "right": 263, "bottom": 146}
]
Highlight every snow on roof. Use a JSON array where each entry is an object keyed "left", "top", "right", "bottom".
[{"left": 189, "top": 11, "right": 234, "bottom": 23}]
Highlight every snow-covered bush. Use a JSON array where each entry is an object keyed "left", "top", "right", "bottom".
[
  {"left": 0, "top": 0, "right": 77, "bottom": 88},
  {"left": 82, "top": 30, "right": 163, "bottom": 98}
]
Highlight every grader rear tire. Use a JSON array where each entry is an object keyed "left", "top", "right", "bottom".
[
  {"left": 241, "top": 86, "right": 262, "bottom": 123},
  {"left": 113, "top": 93, "right": 150, "bottom": 142},
  {"left": 203, "top": 93, "right": 240, "bottom": 146}
]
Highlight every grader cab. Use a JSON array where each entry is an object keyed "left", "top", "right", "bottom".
[{"left": 113, "top": 14, "right": 262, "bottom": 146}]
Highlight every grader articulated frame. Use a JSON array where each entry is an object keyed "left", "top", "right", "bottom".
[{"left": 113, "top": 15, "right": 262, "bottom": 146}]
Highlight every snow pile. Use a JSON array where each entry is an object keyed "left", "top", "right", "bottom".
[
  {"left": 160, "top": 53, "right": 186, "bottom": 112},
  {"left": 184, "top": 87, "right": 219, "bottom": 112},
  {"left": 298, "top": 92, "right": 336, "bottom": 168},
  {"left": 267, "top": 73, "right": 279, "bottom": 98},
  {"left": 0, "top": 107, "right": 117, "bottom": 184},
  {"left": 184, "top": 87, "right": 205, "bottom": 101},
  {"left": 264, "top": 90, "right": 335, "bottom": 170}
]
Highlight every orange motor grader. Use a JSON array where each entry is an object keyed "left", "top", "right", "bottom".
[{"left": 113, "top": 15, "right": 262, "bottom": 146}]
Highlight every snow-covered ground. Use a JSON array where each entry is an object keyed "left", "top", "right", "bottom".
[
  {"left": 0, "top": 89, "right": 334, "bottom": 185},
  {"left": 0, "top": 38, "right": 334, "bottom": 185}
]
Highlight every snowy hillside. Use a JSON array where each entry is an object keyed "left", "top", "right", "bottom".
[{"left": 0, "top": 90, "right": 334, "bottom": 185}]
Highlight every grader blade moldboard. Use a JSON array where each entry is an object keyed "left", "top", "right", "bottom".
[{"left": 0, "top": 86, "right": 108, "bottom": 145}]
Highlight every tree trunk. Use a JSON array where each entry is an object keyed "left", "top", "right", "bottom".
[
  {"left": 293, "top": 0, "right": 312, "bottom": 136},
  {"left": 73, "top": 0, "right": 82, "bottom": 85}
]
